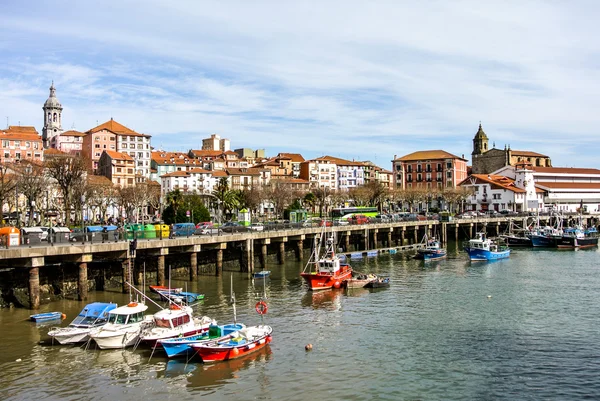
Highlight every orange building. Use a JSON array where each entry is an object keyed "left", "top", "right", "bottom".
[
  {"left": 98, "top": 150, "right": 136, "bottom": 188},
  {"left": 0, "top": 126, "right": 44, "bottom": 164},
  {"left": 392, "top": 150, "right": 468, "bottom": 190}
]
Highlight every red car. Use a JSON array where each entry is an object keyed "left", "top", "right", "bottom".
[
  {"left": 348, "top": 214, "right": 369, "bottom": 225},
  {"left": 318, "top": 219, "right": 333, "bottom": 227}
]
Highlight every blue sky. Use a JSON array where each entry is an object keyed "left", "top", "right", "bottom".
[{"left": 1, "top": 0, "right": 600, "bottom": 169}]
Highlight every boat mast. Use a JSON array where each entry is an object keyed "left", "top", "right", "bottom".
[{"left": 230, "top": 274, "right": 237, "bottom": 325}]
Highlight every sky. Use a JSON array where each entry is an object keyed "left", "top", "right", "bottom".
[{"left": 1, "top": 0, "right": 600, "bottom": 169}]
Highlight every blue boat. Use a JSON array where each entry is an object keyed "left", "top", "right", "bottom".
[
  {"left": 414, "top": 237, "right": 446, "bottom": 261},
  {"left": 464, "top": 232, "right": 510, "bottom": 261},
  {"left": 160, "top": 323, "right": 246, "bottom": 358},
  {"left": 48, "top": 302, "right": 117, "bottom": 344},
  {"left": 30, "top": 311, "right": 63, "bottom": 323},
  {"left": 253, "top": 270, "right": 271, "bottom": 279},
  {"left": 157, "top": 290, "right": 204, "bottom": 304}
]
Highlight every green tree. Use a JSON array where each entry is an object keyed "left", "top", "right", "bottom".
[{"left": 165, "top": 189, "right": 184, "bottom": 220}]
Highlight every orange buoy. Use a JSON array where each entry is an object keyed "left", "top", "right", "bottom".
[
  {"left": 232, "top": 348, "right": 239, "bottom": 356},
  {"left": 127, "top": 302, "right": 138, "bottom": 307},
  {"left": 61, "top": 313, "right": 66, "bottom": 320},
  {"left": 305, "top": 343, "right": 313, "bottom": 351},
  {"left": 255, "top": 301, "right": 268, "bottom": 315},
  {"left": 333, "top": 281, "right": 341, "bottom": 289},
  {"left": 169, "top": 304, "right": 181, "bottom": 310}
]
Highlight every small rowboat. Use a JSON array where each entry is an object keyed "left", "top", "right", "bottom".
[
  {"left": 30, "top": 311, "right": 63, "bottom": 323},
  {"left": 149, "top": 285, "right": 182, "bottom": 294},
  {"left": 252, "top": 271, "right": 271, "bottom": 279}
]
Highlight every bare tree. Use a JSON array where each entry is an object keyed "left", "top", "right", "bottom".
[
  {"left": 14, "top": 162, "right": 49, "bottom": 226},
  {"left": 87, "top": 177, "right": 118, "bottom": 223},
  {"left": 0, "top": 163, "right": 17, "bottom": 225},
  {"left": 263, "top": 181, "right": 296, "bottom": 218},
  {"left": 45, "top": 154, "right": 88, "bottom": 226}
]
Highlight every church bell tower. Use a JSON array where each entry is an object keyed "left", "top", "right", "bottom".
[{"left": 42, "top": 81, "right": 63, "bottom": 148}]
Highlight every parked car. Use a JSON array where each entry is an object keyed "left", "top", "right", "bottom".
[
  {"left": 195, "top": 222, "right": 213, "bottom": 229},
  {"left": 220, "top": 222, "right": 248, "bottom": 233},
  {"left": 301, "top": 218, "right": 321, "bottom": 227},
  {"left": 499, "top": 209, "right": 519, "bottom": 216},
  {"left": 248, "top": 223, "right": 264, "bottom": 231},
  {"left": 485, "top": 210, "right": 500, "bottom": 217},
  {"left": 348, "top": 214, "right": 369, "bottom": 225}
]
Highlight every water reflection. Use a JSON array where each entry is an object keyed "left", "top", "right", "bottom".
[{"left": 301, "top": 290, "right": 342, "bottom": 310}]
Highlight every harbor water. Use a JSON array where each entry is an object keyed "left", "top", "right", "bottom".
[{"left": 2, "top": 242, "right": 600, "bottom": 400}]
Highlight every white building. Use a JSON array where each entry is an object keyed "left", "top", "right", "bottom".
[{"left": 159, "top": 168, "right": 223, "bottom": 197}]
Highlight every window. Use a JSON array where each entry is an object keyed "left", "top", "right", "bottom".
[
  {"left": 95, "top": 144, "right": 100, "bottom": 148},
  {"left": 117, "top": 167, "right": 122, "bottom": 173},
  {"left": 417, "top": 174, "right": 422, "bottom": 182},
  {"left": 437, "top": 163, "right": 442, "bottom": 171},
  {"left": 2, "top": 140, "right": 8, "bottom": 147},
  {"left": 127, "top": 169, "right": 134, "bottom": 174},
  {"left": 446, "top": 162, "right": 452, "bottom": 168},
  {"left": 14, "top": 141, "right": 20, "bottom": 147},
  {"left": 15, "top": 152, "right": 21, "bottom": 159},
  {"left": 26, "top": 142, "right": 31, "bottom": 148}
]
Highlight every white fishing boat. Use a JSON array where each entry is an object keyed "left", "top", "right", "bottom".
[
  {"left": 89, "top": 301, "right": 152, "bottom": 349},
  {"left": 48, "top": 302, "right": 117, "bottom": 345},
  {"left": 139, "top": 303, "right": 215, "bottom": 347}
]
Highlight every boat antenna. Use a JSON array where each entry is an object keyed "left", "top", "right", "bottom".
[{"left": 230, "top": 274, "right": 237, "bottom": 325}]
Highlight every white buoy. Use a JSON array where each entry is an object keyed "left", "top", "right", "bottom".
[
  {"left": 487, "top": 295, "right": 492, "bottom": 299},
  {"left": 15, "top": 358, "right": 21, "bottom": 362}
]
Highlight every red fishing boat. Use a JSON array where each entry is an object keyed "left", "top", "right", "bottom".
[
  {"left": 190, "top": 325, "right": 273, "bottom": 363},
  {"left": 149, "top": 285, "right": 182, "bottom": 294},
  {"left": 300, "top": 229, "right": 353, "bottom": 291}
]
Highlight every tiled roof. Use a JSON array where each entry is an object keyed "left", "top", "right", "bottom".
[
  {"left": 104, "top": 150, "right": 134, "bottom": 161},
  {"left": 309, "top": 155, "right": 365, "bottom": 166},
  {"left": 462, "top": 174, "right": 526, "bottom": 193},
  {"left": 226, "top": 168, "right": 262, "bottom": 176},
  {"left": 1, "top": 126, "right": 42, "bottom": 141},
  {"left": 61, "top": 130, "right": 85, "bottom": 137},
  {"left": 189, "top": 149, "right": 224, "bottom": 158},
  {"left": 277, "top": 153, "right": 305, "bottom": 162},
  {"left": 212, "top": 170, "right": 228, "bottom": 177},
  {"left": 533, "top": 166, "right": 600, "bottom": 175},
  {"left": 152, "top": 151, "right": 200, "bottom": 166},
  {"left": 161, "top": 171, "right": 190, "bottom": 178},
  {"left": 535, "top": 182, "right": 600, "bottom": 190},
  {"left": 87, "top": 118, "right": 149, "bottom": 137},
  {"left": 44, "top": 148, "right": 66, "bottom": 156},
  {"left": 394, "top": 150, "right": 466, "bottom": 162},
  {"left": 87, "top": 175, "right": 113, "bottom": 186},
  {"left": 511, "top": 150, "right": 549, "bottom": 158},
  {"left": 270, "top": 177, "right": 310, "bottom": 184}
]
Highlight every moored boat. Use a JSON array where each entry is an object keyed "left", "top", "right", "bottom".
[
  {"left": 414, "top": 236, "right": 447, "bottom": 261},
  {"left": 190, "top": 325, "right": 273, "bottom": 363},
  {"left": 30, "top": 311, "right": 63, "bottom": 323},
  {"left": 157, "top": 290, "right": 204, "bottom": 304},
  {"left": 364, "top": 277, "right": 390, "bottom": 289},
  {"left": 300, "top": 228, "right": 352, "bottom": 291},
  {"left": 556, "top": 227, "right": 599, "bottom": 249},
  {"left": 253, "top": 270, "right": 271, "bottom": 279},
  {"left": 160, "top": 323, "right": 246, "bottom": 358},
  {"left": 464, "top": 232, "right": 510, "bottom": 261},
  {"left": 89, "top": 301, "right": 152, "bottom": 349},
  {"left": 150, "top": 285, "right": 182, "bottom": 294},
  {"left": 139, "top": 304, "right": 214, "bottom": 347},
  {"left": 48, "top": 302, "right": 117, "bottom": 344},
  {"left": 344, "top": 272, "right": 378, "bottom": 289}
]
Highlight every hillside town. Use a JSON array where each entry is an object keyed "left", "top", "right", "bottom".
[{"left": 1, "top": 83, "right": 600, "bottom": 228}]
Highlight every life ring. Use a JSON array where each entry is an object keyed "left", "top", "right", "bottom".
[
  {"left": 127, "top": 302, "right": 138, "bottom": 307},
  {"left": 170, "top": 304, "right": 181, "bottom": 310},
  {"left": 255, "top": 301, "right": 268, "bottom": 315}
]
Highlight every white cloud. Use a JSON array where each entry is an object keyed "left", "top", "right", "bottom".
[{"left": 1, "top": 1, "right": 600, "bottom": 168}]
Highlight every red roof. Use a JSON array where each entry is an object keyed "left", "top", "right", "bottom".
[
  {"left": 104, "top": 150, "right": 134, "bottom": 161},
  {"left": 87, "top": 118, "right": 149, "bottom": 137}
]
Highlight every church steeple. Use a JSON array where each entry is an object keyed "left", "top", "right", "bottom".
[
  {"left": 472, "top": 122, "right": 488, "bottom": 156},
  {"left": 42, "top": 81, "right": 63, "bottom": 148}
]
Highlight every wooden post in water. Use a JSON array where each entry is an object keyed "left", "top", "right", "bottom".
[
  {"left": 157, "top": 255, "right": 165, "bottom": 286},
  {"left": 363, "top": 228, "right": 369, "bottom": 250},
  {"left": 122, "top": 260, "right": 130, "bottom": 294},
  {"left": 260, "top": 243, "right": 268, "bottom": 268},
  {"left": 296, "top": 239, "right": 303, "bottom": 261},
  {"left": 278, "top": 242, "right": 286, "bottom": 265},
  {"left": 242, "top": 238, "right": 254, "bottom": 273},
  {"left": 216, "top": 249, "right": 223, "bottom": 276},
  {"left": 455, "top": 225, "right": 459, "bottom": 242},
  {"left": 78, "top": 262, "right": 88, "bottom": 301},
  {"left": 345, "top": 232, "right": 350, "bottom": 252},
  {"left": 28, "top": 266, "right": 40, "bottom": 310},
  {"left": 400, "top": 227, "right": 405, "bottom": 245},
  {"left": 413, "top": 226, "right": 418, "bottom": 244},
  {"left": 190, "top": 252, "right": 198, "bottom": 281},
  {"left": 387, "top": 230, "right": 392, "bottom": 247}
]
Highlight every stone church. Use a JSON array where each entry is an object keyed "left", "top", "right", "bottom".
[{"left": 470, "top": 123, "right": 552, "bottom": 174}]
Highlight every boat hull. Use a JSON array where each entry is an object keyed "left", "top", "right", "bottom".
[
  {"left": 301, "top": 267, "right": 352, "bottom": 291},
  {"left": 193, "top": 326, "right": 273, "bottom": 363},
  {"left": 530, "top": 234, "right": 557, "bottom": 248},
  {"left": 142, "top": 326, "right": 209, "bottom": 348},
  {"left": 91, "top": 329, "right": 141, "bottom": 349},
  {"left": 415, "top": 249, "right": 447, "bottom": 261},
  {"left": 30, "top": 312, "right": 62, "bottom": 322},
  {"left": 556, "top": 236, "right": 598, "bottom": 249},
  {"left": 48, "top": 328, "right": 92, "bottom": 344},
  {"left": 504, "top": 235, "right": 533, "bottom": 247},
  {"left": 464, "top": 247, "right": 511, "bottom": 261},
  {"left": 161, "top": 323, "right": 247, "bottom": 358}
]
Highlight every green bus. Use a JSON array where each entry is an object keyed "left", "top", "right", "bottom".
[{"left": 331, "top": 206, "right": 378, "bottom": 220}]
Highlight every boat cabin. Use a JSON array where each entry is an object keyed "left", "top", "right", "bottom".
[
  {"left": 317, "top": 258, "right": 340, "bottom": 274},
  {"left": 154, "top": 311, "right": 191, "bottom": 329}
]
